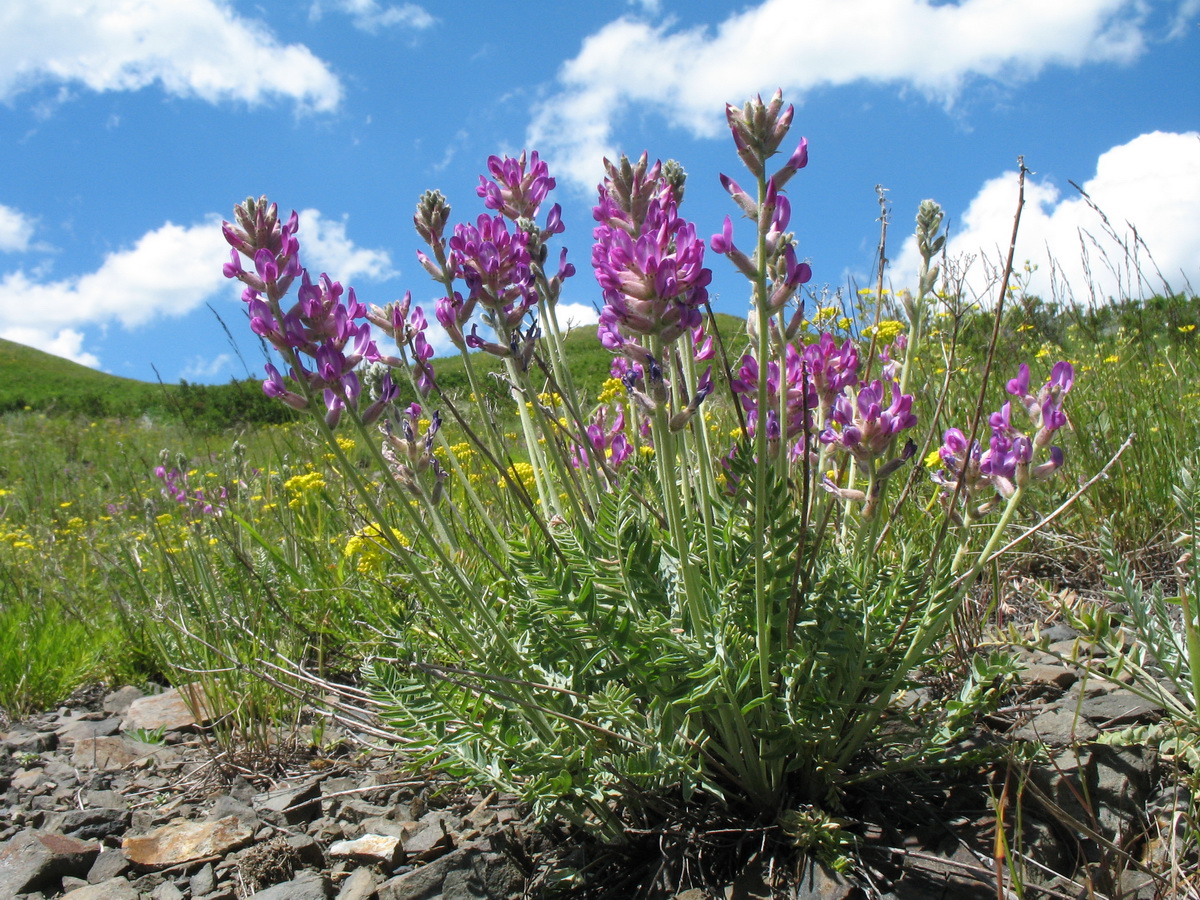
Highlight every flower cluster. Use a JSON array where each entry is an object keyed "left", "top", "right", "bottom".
[
  {"left": 730, "top": 343, "right": 816, "bottom": 444},
  {"left": 593, "top": 154, "right": 713, "bottom": 353},
  {"left": 382, "top": 403, "right": 446, "bottom": 502},
  {"left": 154, "top": 466, "right": 226, "bottom": 518},
  {"left": 934, "top": 362, "right": 1074, "bottom": 512},
  {"left": 820, "top": 380, "right": 917, "bottom": 464},
  {"left": 222, "top": 198, "right": 390, "bottom": 427}
]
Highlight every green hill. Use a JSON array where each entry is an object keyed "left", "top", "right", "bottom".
[
  {"left": 0, "top": 312, "right": 750, "bottom": 426},
  {"left": 0, "top": 337, "right": 164, "bottom": 416}
]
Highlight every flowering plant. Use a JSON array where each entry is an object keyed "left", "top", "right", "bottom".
[{"left": 220, "top": 92, "right": 1076, "bottom": 841}]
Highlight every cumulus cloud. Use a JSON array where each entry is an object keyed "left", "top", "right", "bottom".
[
  {"left": 891, "top": 131, "right": 1200, "bottom": 305},
  {"left": 0, "top": 208, "right": 394, "bottom": 368},
  {"left": 0, "top": 0, "right": 343, "bottom": 112},
  {"left": 296, "top": 210, "right": 397, "bottom": 284},
  {"left": 0, "top": 205, "right": 36, "bottom": 253},
  {"left": 0, "top": 325, "right": 99, "bottom": 369},
  {"left": 180, "top": 353, "right": 232, "bottom": 380},
  {"left": 529, "top": 0, "right": 1172, "bottom": 190},
  {"left": 554, "top": 302, "right": 601, "bottom": 330},
  {"left": 309, "top": 0, "right": 436, "bottom": 32}
]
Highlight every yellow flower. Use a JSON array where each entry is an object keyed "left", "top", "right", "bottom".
[
  {"left": 345, "top": 523, "right": 406, "bottom": 574},
  {"left": 1103, "top": 354, "right": 1119, "bottom": 364},
  {"left": 1179, "top": 324, "right": 1196, "bottom": 333},
  {"left": 924, "top": 449, "right": 943, "bottom": 468},
  {"left": 867, "top": 320, "right": 905, "bottom": 344},
  {"left": 597, "top": 378, "right": 626, "bottom": 404}
]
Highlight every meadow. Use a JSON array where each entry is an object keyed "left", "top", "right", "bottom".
[{"left": 3, "top": 97, "right": 1200, "bottom": 895}]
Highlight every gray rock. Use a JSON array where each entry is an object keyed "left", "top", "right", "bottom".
[
  {"left": 151, "top": 881, "right": 186, "bottom": 900},
  {"left": 1, "top": 726, "right": 57, "bottom": 753},
  {"left": 83, "top": 790, "right": 129, "bottom": 811},
  {"left": 336, "top": 866, "right": 380, "bottom": 900},
  {"left": 70, "top": 736, "right": 175, "bottom": 771},
  {"left": 1029, "top": 743, "right": 1154, "bottom": 848},
  {"left": 189, "top": 861, "right": 216, "bottom": 895},
  {"left": 285, "top": 832, "right": 327, "bottom": 869},
  {"left": 255, "top": 779, "right": 323, "bottom": 825},
  {"left": 63, "top": 807, "right": 131, "bottom": 842},
  {"left": 87, "top": 848, "right": 131, "bottom": 884},
  {"left": 245, "top": 871, "right": 330, "bottom": 900},
  {"left": 794, "top": 858, "right": 864, "bottom": 899},
  {"left": 56, "top": 717, "right": 123, "bottom": 746},
  {"left": 60, "top": 876, "right": 140, "bottom": 900},
  {"left": 208, "top": 794, "right": 259, "bottom": 827},
  {"left": 378, "top": 848, "right": 481, "bottom": 900},
  {"left": 0, "top": 828, "right": 100, "bottom": 896},
  {"left": 102, "top": 686, "right": 145, "bottom": 716},
  {"left": 123, "top": 686, "right": 209, "bottom": 734}
]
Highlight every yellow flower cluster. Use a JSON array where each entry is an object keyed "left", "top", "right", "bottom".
[
  {"left": 597, "top": 378, "right": 626, "bottom": 404},
  {"left": 504, "top": 461, "right": 537, "bottom": 493},
  {"left": 283, "top": 471, "right": 327, "bottom": 508},
  {"left": 868, "top": 320, "right": 906, "bottom": 344},
  {"left": 344, "top": 523, "right": 408, "bottom": 574}
]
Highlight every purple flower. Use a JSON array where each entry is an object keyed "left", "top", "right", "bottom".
[
  {"left": 477, "top": 151, "right": 558, "bottom": 227},
  {"left": 730, "top": 344, "right": 817, "bottom": 442},
  {"left": 449, "top": 214, "right": 536, "bottom": 325},
  {"left": 592, "top": 182, "right": 712, "bottom": 347},
  {"left": 820, "top": 379, "right": 916, "bottom": 461},
  {"left": 804, "top": 333, "right": 860, "bottom": 419}
]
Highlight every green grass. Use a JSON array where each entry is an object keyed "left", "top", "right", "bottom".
[{"left": 0, "top": 296, "right": 1195, "bottom": 721}]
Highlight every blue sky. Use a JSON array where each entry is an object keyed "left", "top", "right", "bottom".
[{"left": 0, "top": 0, "right": 1197, "bottom": 384}]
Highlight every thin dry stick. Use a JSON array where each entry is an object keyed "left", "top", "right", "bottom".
[{"left": 925, "top": 157, "right": 1028, "bottom": 577}]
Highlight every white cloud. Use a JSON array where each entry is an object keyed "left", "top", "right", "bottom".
[
  {"left": 891, "top": 131, "right": 1200, "bottom": 305},
  {"left": 0, "top": 0, "right": 343, "bottom": 112},
  {"left": 308, "top": 0, "right": 435, "bottom": 32},
  {"left": 296, "top": 210, "right": 397, "bottom": 283},
  {"left": 180, "top": 353, "right": 232, "bottom": 380},
  {"left": 553, "top": 303, "right": 601, "bottom": 330},
  {"left": 0, "top": 208, "right": 397, "bottom": 368},
  {"left": 530, "top": 0, "right": 1171, "bottom": 190},
  {"left": 0, "top": 205, "right": 35, "bottom": 253},
  {"left": 0, "top": 325, "right": 99, "bottom": 368}
]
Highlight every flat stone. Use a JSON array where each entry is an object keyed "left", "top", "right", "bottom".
[
  {"left": 151, "top": 881, "right": 186, "bottom": 900},
  {"left": 72, "top": 735, "right": 173, "bottom": 771},
  {"left": 87, "top": 848, "right": 131, "bottom": 884},
  {"left": 255, "top": 779, "right": 323, "bottom": 825},
  {"left": 122, "top": 816, "right": 254, "bottom": 869},
  {"left": 123, "top": 685, "right": 209, "bottom": 733},
  {"left": 11, "top": 766, "right": 49, "bottom": 791},
  {"left": 60, "top": 876, "right": 140, "bottom": 900},
  {"left": 63, "top": 807, "right": 131, "bottom": 842},
  {"left": 57, "top": 717, "right": 123, "bottom": 745},
  {"left": 84, "top": 790, "right": 129, "bottom": 811},
  {"left": 245, "top": 871, "right": 330, "bottom": 900},
  {"left": 329, "top": 834, "right": 403, "bottom": 868},
  {"left": 0, "top": 828, "right": 101, "bottom": 896},
  {"left": 2, "top": 726, "right": 57, "bottom": 753},
  {"left": 189, "top": 861, "right": 216, "bottom": 895},
  {"left": 1079, "top": 686, "right": 1162, "bottom": 726},
  {"left": 336, "top": 866, "right": 380, "bottom": 900},
  {"left": 1012, "top": 705, "right": 1100, "bottom": 745},
  {"left": 1020, "top": 664, "right": 1078, "bottom": 691},
  {"left": 378, "top": 848, "right": 481, "bottom": 900},
  {"left": 103, "top": 686, "right": 146, "bottom": 715}
]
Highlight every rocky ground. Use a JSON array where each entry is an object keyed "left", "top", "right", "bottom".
[{"left": 0, "top": 622, "right": 1194, "bottom": 900}]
